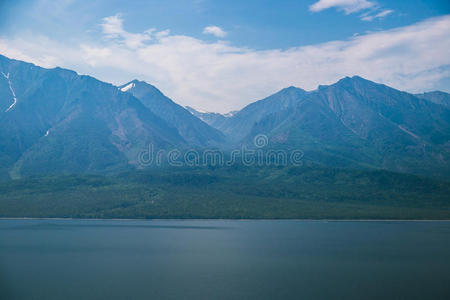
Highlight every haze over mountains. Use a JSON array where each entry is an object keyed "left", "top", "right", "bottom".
[{"left": 1, "top": 54, "right": 450, "bottom": 179}]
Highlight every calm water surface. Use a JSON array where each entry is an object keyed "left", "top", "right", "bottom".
[{"left": 1, "top": 219, "right": 449, "bottom": 300}]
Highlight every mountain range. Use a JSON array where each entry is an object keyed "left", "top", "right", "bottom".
[
  {"left": 1, "top": 54, "right": 450, "bottom": 179},
  {"left": 188, "top": 77, "right": 450, "bottom": 177}
]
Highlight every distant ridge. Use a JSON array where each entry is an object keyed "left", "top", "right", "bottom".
[
  {"left": 185, "top": 106, "right": 230, "bottom": 129},
  {"left": 415, "top": 91, "right": 450, "bottom": 108}
]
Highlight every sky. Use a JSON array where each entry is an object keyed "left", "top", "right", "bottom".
[{"left": 0, "top": 0, "right": 449, "bottom": 112}]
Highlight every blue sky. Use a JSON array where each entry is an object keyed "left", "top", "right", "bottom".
[{"left": 0, "top": 0, "right": 449, "bottom": 112}]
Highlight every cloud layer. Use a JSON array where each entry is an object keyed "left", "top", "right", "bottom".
[
  {"left": 309, "top": 0, "right": 393, "bottom": 21},
  {"left": 203, "top": 26, "right": 227, "bottom": 38},
  {"left": 360, "top": 9, "right": 394, "bottom": 21},
  {"left": 309, "top": 0, "right": 374, "bottom": 14},
  {"left": 0, "top": 15, "right": 449, "bottom": 113}
]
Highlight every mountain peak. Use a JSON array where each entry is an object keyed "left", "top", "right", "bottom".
[
  {"left": 118, "top": 79, "right": 163, "bottom": 96},
  {"left": 129, "top": 79, "right": 153, "bottom": 87},
  {"left": 281, "top": 85, "right": 306, "bottom": 92},
  {"left": 325, "top": 75, "right": 381, "bottom": 91},
  {"left": 117, "top": 80, "right": 224, "bottom": 146},
  {"left": 316, "top": 76, "right": 367, "bottom": 90},
  {"left": 119, "top": 82, "right": 135, "bottom": 92},
  {"left": 272, "top": 86, "right": 307, "bottom": 98},
  {"left": 337, "top": 75, "right": 368, "bottom": 84},
  {"left": 121, "top": 79, "right": 149, "bottom": 87}
]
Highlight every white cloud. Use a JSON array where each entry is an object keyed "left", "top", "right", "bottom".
[
  {"left": 361, "top": 9, "right": 394, "bottom": 21},
  {"left": 101, "top": 14, "right": 155, "bottom": 48},
  {"left": 80, "top": 45, "right": 112, "bottom": 66},
  {"left": 309, "top": 0, "right": 374, "bottom": 14},
  {"left": 309, "top": 0, "right": 394, "bottom": 21},
  {"left": 155, "top": 29, "right": 171, "bottom": 39},
  {"left": 203, "top": 26, "right": 227, "bottom": 38},
  {"left": 0, "top": 15, "right": 449, "bottom": 113}
]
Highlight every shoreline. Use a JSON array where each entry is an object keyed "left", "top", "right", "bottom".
[{"left": 1, "top": 217, "right": 449, "bottom": 222}]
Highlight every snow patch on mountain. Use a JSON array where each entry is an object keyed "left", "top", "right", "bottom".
[
  {"left": 223, "top": 110, "right": 238, "bottom": 118},
  {"left": 120, "top": 82, "right": 135, "bottom": 92},
  {"left": 1, "top": 72, "right": 18, "bottom": 112},
  {"left": 398, "top": 125, "right": 420, "bottom": 140}
]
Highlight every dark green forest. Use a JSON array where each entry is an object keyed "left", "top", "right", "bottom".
[{"left": 1, "top": 165, "right": 449, "bottom": 219}]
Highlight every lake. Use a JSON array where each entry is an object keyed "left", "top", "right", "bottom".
[{"left": 0, "top": 219, "right": 449, "bottom": 299}]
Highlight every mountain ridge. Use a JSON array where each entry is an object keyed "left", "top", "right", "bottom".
[
  {"left": 118, "top": 79, "right": 225, "bottom": 147},
  {"left": 237, "top": 76, "right": 450, "bottom": 176},
  {"left": 1, "top": 54, "right": 449, "bottom": 178},
  {"left": 0, "top": 54, "right": 185, "bottom": 178}
]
